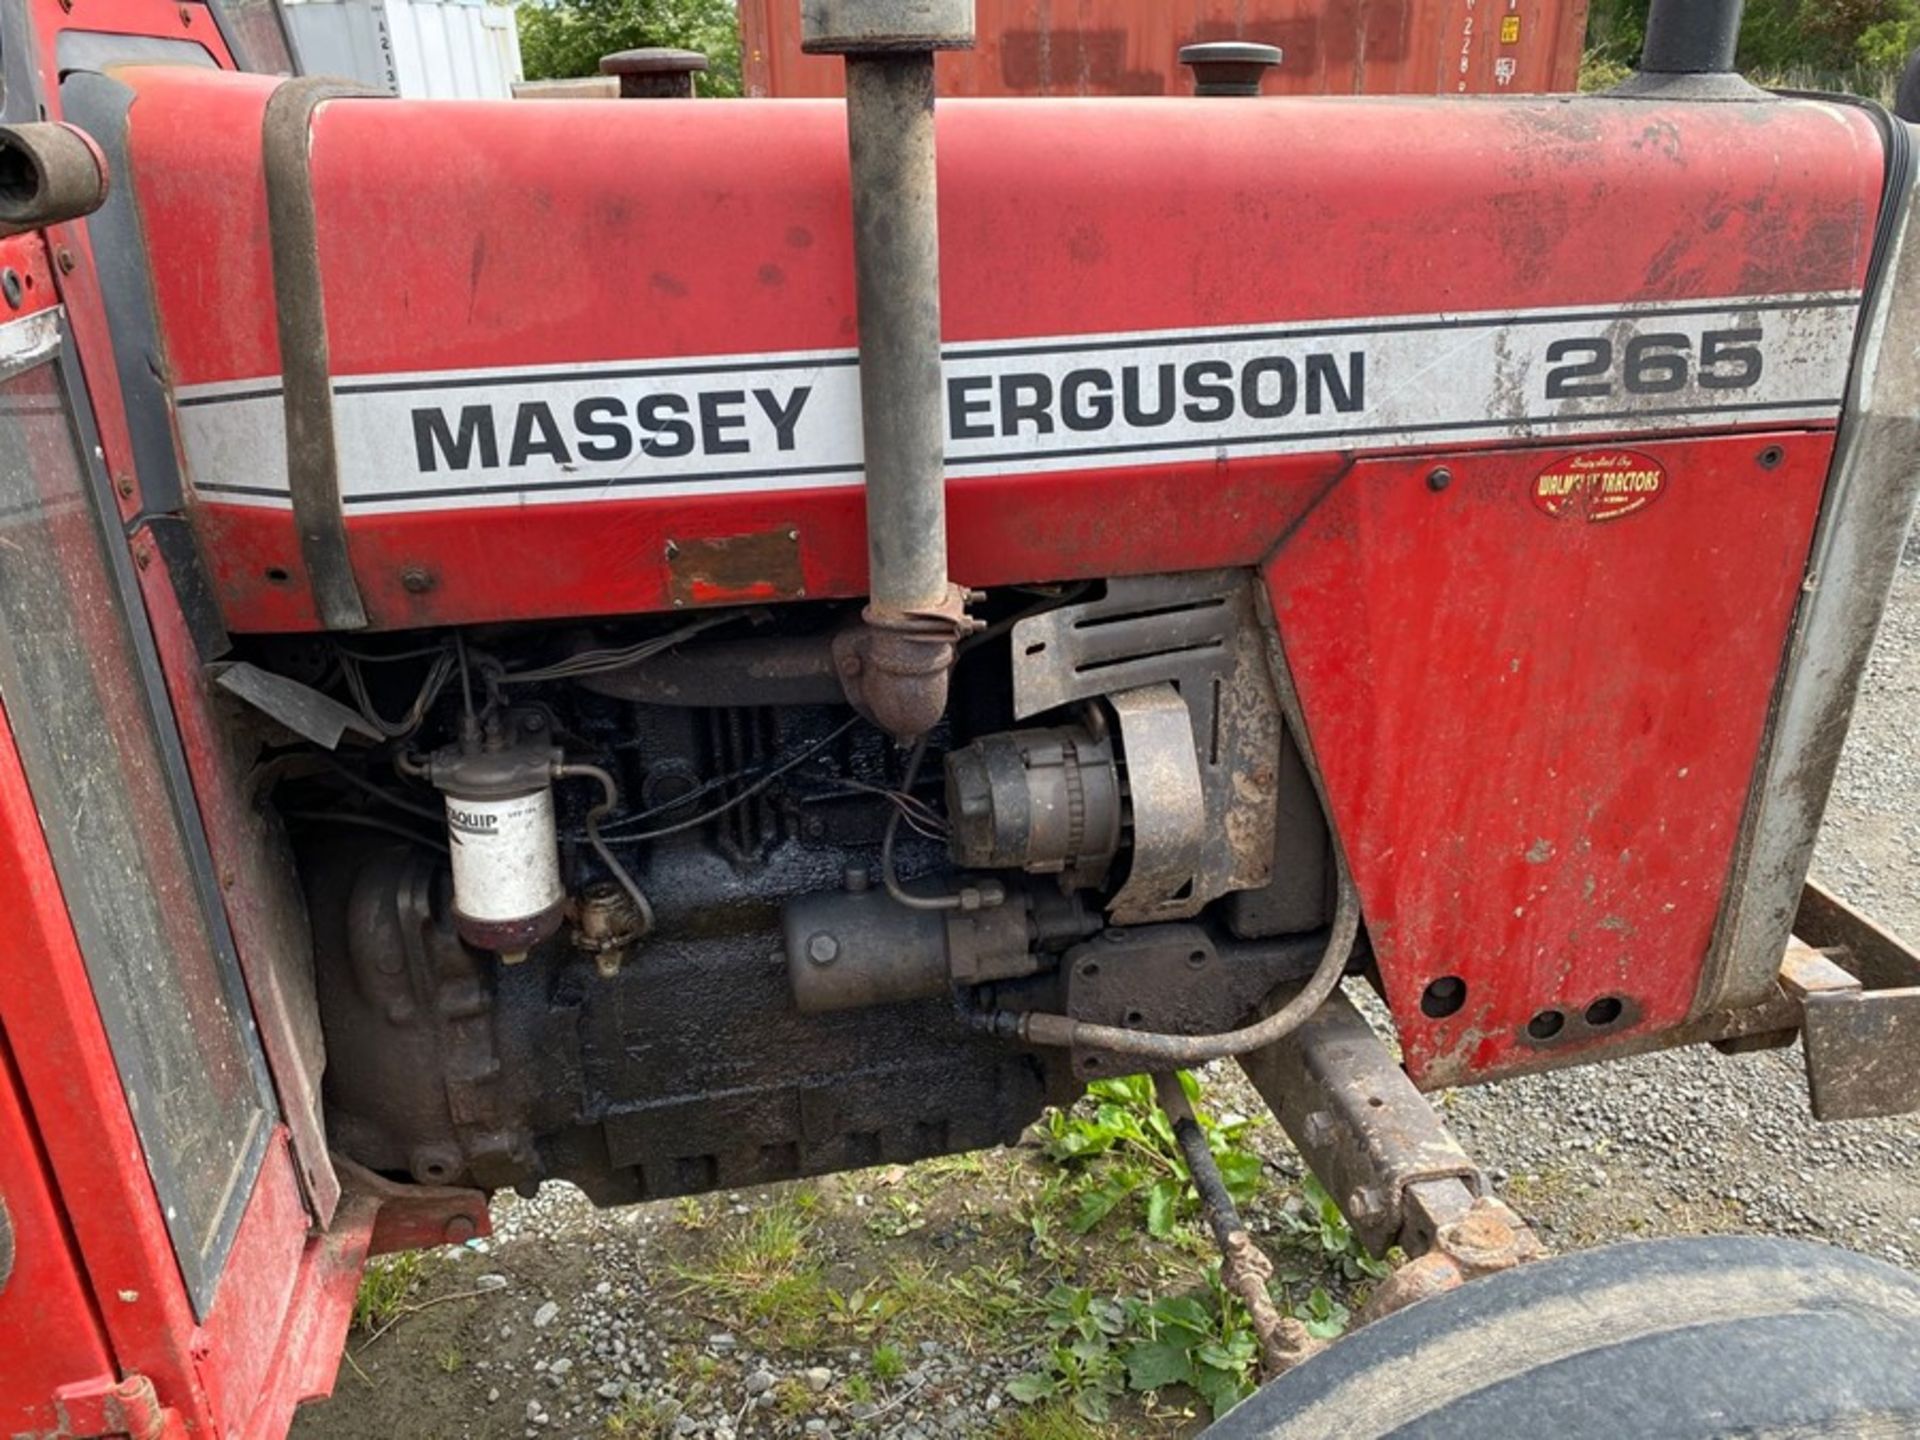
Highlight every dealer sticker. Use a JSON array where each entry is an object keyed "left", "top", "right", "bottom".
[{"left": 1533, "top": 450, "right": 1667, "bottom": 523}]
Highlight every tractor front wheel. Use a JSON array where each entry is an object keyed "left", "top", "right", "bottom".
[{"left": 1209, "top": 1235, "right": 1920, "bottom": 1438}]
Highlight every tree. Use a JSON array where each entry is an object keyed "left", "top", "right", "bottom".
[
  {"left": 1586, "top": 0, "right": 1920, "bottom": 74},
  {"left": 517, "top": 0, "right": 742, "bottom": 94}
]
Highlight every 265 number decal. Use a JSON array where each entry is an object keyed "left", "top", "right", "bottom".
[{"left": 1544, "top": 327, "right": 1764, "bottom": 401}]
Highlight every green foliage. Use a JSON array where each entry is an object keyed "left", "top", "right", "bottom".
[
  {"left": 1274, "top": 1175, "right": 1392, "bottom": 1284},
  {"left": 1004, "top": 1287, "right": 1131, "bottom": 1423},
  {"left": 1004, "top": 1274, "right": 1264, "bottom": 1425},
  {"left": 1010, "top": 1074, "right": 1399, "bottom": 1425},
  {"left": 991, "top": 1401, "right": 1106, "bottom": 1440},
  {"left": 351, "top": 1251, "right": 425, "bottom": 1333},
  {"left": 1041, "top": 1072, "right": 1264, "bottom": 1241},
  {"left": 871, "top": 1343, "right": 908, "bottom": 1382},
  {"left": 517, "top": 0, "right": 742, "bottom": 92},
  {"left": 1858, "top": 3, "right": 1920, "bottom": 68},
  {"left": 1585, "top": 0, "right": 1920, "bottom": 79},
  {"left": 1122, "top": 1275, "right": 1262, "bottom": 1422}
]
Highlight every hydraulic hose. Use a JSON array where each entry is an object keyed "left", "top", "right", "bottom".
[{"left": 980, "top": 861, "right": 1360, "bottom": 1065}]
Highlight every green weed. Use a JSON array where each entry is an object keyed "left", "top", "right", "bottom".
[
  {"left": 351, "top": 1252, "right": 426, "bottom": 1334},
  {"left": 1122, "top": 1272, "right": 1261, "bottom": 1421},
  {"left": 1274, "top": 1175, "right": 1391, "bottom": 1285},
  {"left": 1003, "top": 1277, "right": 1264, "bottom": 1425},
  {"left": 604, "top": 1398, "right": 676, "bottom": 1437},
  {"left": 871, "top": 1342, "right": 908, "bottom": 1382},
  {"left": 991, "top": 1400, "right": 1107, "bottom": 1440},
  {"left": 1040, "top": 1072, "right": 1264, "bottom": 1241}
]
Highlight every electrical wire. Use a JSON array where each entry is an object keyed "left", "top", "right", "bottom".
[
  {"left": 455, "top": 631, "right": 479, "bottom": 729},
  {"left": 605, "top": 716, "right": 862, "bottom": 845},
  {"left": 807, "top": 775, "right": 951, "bottom": 840},
  {"left": 333, "top": 641, "right": 455, "bottom": 664},
  {"left": 880, "top": 734, "right": 993, "bottom": 913},
  {"left": 316, "top": 758, "right": 446, "bottom": 824},
  {"left": 340, "top": 647, "right": 459, "bottom": 740},
  {"left": 582, "top": 768, "right": 750, "bottom": 838},
  {"left": 491, "top": 613, "right": 745, "bottom": 686}
]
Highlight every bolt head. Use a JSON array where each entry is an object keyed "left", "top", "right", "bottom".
[
  {"left": 1427, "top": 466, "right": 1454, "bottom": 493},
  {"left": 401, "top": 566, "right": 435, "bottom": 594},
  {"left": 806, "top": 932, "right": 840, "bottom": 966},
  {"left": 1347, "top": 1185, "right": 1388, "bottom": 1222}
]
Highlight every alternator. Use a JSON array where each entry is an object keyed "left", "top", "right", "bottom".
[{"left": 943, "top": 721, "right": 1122, "bottom": 891}]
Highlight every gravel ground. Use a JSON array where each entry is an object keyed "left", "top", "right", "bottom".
[{"left": 292, "top": 535, "right": 1920, "bottom": 1440}]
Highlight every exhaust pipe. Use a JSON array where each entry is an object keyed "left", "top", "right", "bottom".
[
  {"left": 1641, "top": 0, "right": 1743, "bottom": 75},
  {"left": 806, "top": 1, "right": 978, "bottom": 744}
]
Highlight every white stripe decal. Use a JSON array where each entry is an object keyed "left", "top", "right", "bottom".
[{"left": 174, "top": 294, "right": 1862, "bottom": 514}]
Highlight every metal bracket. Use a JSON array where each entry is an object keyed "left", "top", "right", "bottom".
[
  {"left": 1238, "top": 987, "right": 1483, "bottom": 1257},
  {"left": 1014, "top": 571, "right": 1285, "bottom": 922},
  {"left": 335, "top": 1155, "right": 492, "bottom": 1256},
  {"left": 263, "top": 78, "right": 378, "bottom": 631},
  {"left": 1012, "top": 570, "right": 1243, "bottom": 720},
  {"left": 1106, "top": 684, "right": 1206, "bottom": 923},
  {"left": 1783, "top": 884, "right": 1920, "bottom": 1121},
  {"left": 212, "top": 660, "right": 378, "bottom": 749},
  {"left": 1063, "top": 925, "right": 1327, "bottom": 1080},
  {"left": 46, "top": 1375, "right": 171, "bottom": 1440}
]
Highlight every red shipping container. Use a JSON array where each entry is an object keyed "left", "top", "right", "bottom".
[{"left": 741, "top": 0, "right": 1592, "bottom": 99}]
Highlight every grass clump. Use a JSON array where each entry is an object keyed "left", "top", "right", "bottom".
[
  {"left": 992, "top": 1399, "right": 1107, "bottom": 1440},
  {"left": 673, "top": 1189, "right": 834, "bottom": 1349},
  {"left": 351, "top": 1252, "right": 426, "bottom": 1334}
]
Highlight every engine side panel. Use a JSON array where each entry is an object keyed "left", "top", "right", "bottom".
[
  {"left": 1265, "top": 432, "right": 1834, "bottom": 1084},
  {"left": 117, "top": 77, "right": 1890, "bottom": 1085},
  {"left": 123, "top": 82, "right": 1882, "bottom": 629}
]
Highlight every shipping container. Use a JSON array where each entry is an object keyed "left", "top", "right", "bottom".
[
  {"left": 741, "top": 0, "right": 1590, "bottom": 99},
  {"left": 282, "top": 0, "right": 523, "bottom": 100}
]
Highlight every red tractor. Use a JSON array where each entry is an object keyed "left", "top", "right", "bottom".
[{"left": 2, "top": 0, "right": 1920, "bottom": 1434}]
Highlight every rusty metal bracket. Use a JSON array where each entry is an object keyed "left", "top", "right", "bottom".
[
  {"left": 1223, "top": 983, "right": 1544, "bottom": 1342},
  {"left": 1354, "top": 1181, "right": 1545, "bottom": 1325},
  {"left": 1013, "top": 571, "right": 1285, "bottom": 922},
  {"left": 1106, "top": 684, "right": 1207, "bottom": 923},
  {"left": 262, "top": 78, "right": 377, "bottom": 632},
  {"left": 335, "top": 1155, "right": 492, "bottom": 1256},
  {"left": 1795, "top": 879, "right": 1920, "bottom": 990},
  {"left": 1062, "top": 924, "right": 1328, "bottom": 1080},
  {"left": 1239, "top": 987, "right": 1483, "bottom": 1258},
  {"left": 1780, "top": 886, "right": 1920, "bottom": 1121}
]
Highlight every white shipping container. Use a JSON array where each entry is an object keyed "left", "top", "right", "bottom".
[{"left": 282, "top": 0, "right": 523, "bottom": 100}]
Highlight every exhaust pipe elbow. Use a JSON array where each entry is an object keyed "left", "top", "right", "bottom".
[{"left": 808, "top": 2, "right": 978, "bottom": 743}]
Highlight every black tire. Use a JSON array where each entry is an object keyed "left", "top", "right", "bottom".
[{"left": 1207, "top": 1236, "right": 1920, "bottom": 1438}]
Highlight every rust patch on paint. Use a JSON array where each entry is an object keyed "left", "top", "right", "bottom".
[{"left": 667, "top": 528, "right": 805, "bottom": 608}]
